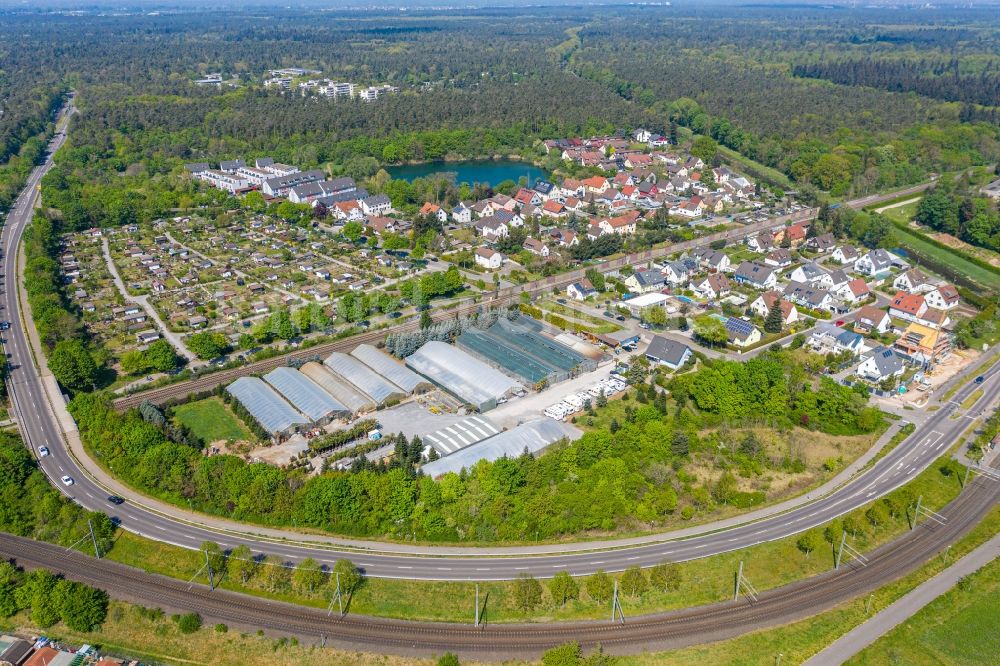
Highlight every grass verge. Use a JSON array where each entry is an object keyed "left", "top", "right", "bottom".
[
  {"left": 98, "top": 456, "right": 963, "bottom": 625},
  {"left": 847, "top": 542, "right": 1000, "bottom": 665},
  {"left": 961, "top": 388, "right": 985, "bottom": 411},
  {"left": 622, "top": 501, "right": 1000, "bottom": 666},
  {"left": 12, "top": 486, "right": 999, "bottom": 666}
]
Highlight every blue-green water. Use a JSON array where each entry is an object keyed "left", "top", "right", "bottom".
[{"left": 387, "top": 159, "right": 546, "bottom": 186}]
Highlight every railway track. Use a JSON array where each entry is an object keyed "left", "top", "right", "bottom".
[
  {"left": 112, "top": 210, "right": 815, "bottom": 411},
  {"left": 3, "top": 467, "right": 996, "bottom": 659}
]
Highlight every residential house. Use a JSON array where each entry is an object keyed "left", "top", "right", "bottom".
[
  {"left": 854, "top": 249, "right": 897, "bottom": 277},
  {"left": 836, "top": 278, "right": 870, "bottom": 304},
  {"left": 532, "top": 180, "right": 556, "bottom": 199},
  {"left": 831, "top": 245, "right": 860, "bottom": 265},
  {"left": 853, "top": 305, "right": 892, "bottom": 335},
  {"left": 513, "top": 188, "right": 542, "bottom": 207},
  {"left": 452, "top": 203, "right": 472, "bottom": 225},
  {"left": 420, "top": 202, "right": 448, "bottom": 224},
  {"left": 359, "top": 194, "right": 391, "bottom": 216},
  {"left": 783, "top": 280, "right": 834, "bottom": 312},
  {"left": 625, "top": 269, "right": 666, "bottom": 294},
  {"left": 893, "top": 268, "right": 935, "bottom": 294},
  {"left": 474, "top": 247, "right": 504, "bottom": 270},
  {"left": 670, "top": 200, "right": 702, "bottom": 219},
  {"left": 764, "top": 248, "right": 792, "bottom": 267},
  {"left": 567, "top": 279, "right": 598, "bottom": 301},
  {"left": 733, "top": 261, "right": 779, "bottom": 290},
  {"left": 750, "top": 291, "right": 798, "bottom": 325},
  {"left": 924, "top": 284, "right": 960, "bottom": 310},
  {"left": 365, "top": 216, "right": 398, "bottom": 235},
  {"left": 559, "top": 178, "right": 585, "bottom": 198},
  {"left": 888, "top": 292, "right": 928, "bottom": 324},
  {"left": 582, "top": 176, "right": 611, "bottom": 193},
  {"left": 725, "top": 318, "right": 762, "bottom": 347},
  {"left": 894, "top": 322, "right": 951, "bottom": 365},
  {"left": 331, "top": 200, "right": 363, "bottom": 221},
  {"left": 691, "top": 273, "right": 732, "bottom": 300},
  {"left": 663, "top": 259, "right": 696, "bottom": 285},
  {"left": 541, "top": 199, "right": 567, "bottom": 219},
  {"left": 598, "top": 215, "right": 638, "bottom": 236},
  {"left": 689, "top": 248, "right": 731, "bottom": 273},
  {"left": 645, "top": 335, "right": 693, "bottom": 370},
  {"left": 789, "top": 262, "right": 833, "bottom": 289},
  {"left": 522, "top": 237, "right": 550, "bottom": 257},
  {"left": 808, "top": 324, "right": 866, "bottom": 356},
  {"left": 806, "top": 233, "right": 837, "bottom": 253},
  {"left": 475, "top": 215, "right": 510, "bottom": 242},
  {"left": 549, "top": 229, "right": 579, "bottom": 247},
  {"left": 857, "top": 346, "right": 905, "bottom": 383},
  {"left": 774, "top": 223, "right": 808, "bottom": 248},
  {"left": 746, "top": 231, "right": 773, "bottom": 253}
]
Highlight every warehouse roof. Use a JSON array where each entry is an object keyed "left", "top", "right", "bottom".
[
  {"left": 350, "top": 344, "right": 428, "bottom": 394},
  {"left": 405, "top": 341, "right": 522, "bottom": 408},
  {"left": 421, "top": 415, "right": 502, "bottom": 457},
  {"left": 263, "top": 366, "right": 348, "bottom": 422},
  {"left": 298, "top": 362, "right": 374, "bottom": 413},
  {"left": 324, "top": 352, "right": 405, "bottom": 405},
  {"left": 226, "top": 376, "right": 308, "bottom": 435},
  {"left": 421, "top": 419, "right": 570, "bottom": 477}
]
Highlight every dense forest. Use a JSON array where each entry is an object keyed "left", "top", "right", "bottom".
[{"left": 793, "top": 60, "right": 1000, "bottom": 109}]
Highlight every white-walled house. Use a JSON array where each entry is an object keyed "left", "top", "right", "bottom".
[
  {"left": 924, "top": 284, "right": 960, "bottom": 310},
  {"left": 856, "top": 346, "right": 905, "bottom": 382},
  {"left": 474, "top": 247, "right": 504, "bottom": 270}
]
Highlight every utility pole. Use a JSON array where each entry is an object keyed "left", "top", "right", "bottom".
[
  {"left": 911, "top": 495, "right": 922, "bottom": 531},
  {"left": 475, "top": 584, "right": 480, "bottom": 627},
  {"left": 87, "top": 519, "right": 101, "bottom": 559},
  {"left": 204, "top": 547, "right": 215, "bottom": 591},
  {"left": 734, "top": 560, "right": 743, "bottom": 601},
  {"left": 611, "top": 580, "right": 625, "bottom": 624},
  {"left": 836, "top": 532, "right": 868, "bottom": 570},
  {"left": 327, "top": 572, "right": 344, "bottom": 617},
  {"left": 865, "top": 594, "right": 873, "bottom": 614}
]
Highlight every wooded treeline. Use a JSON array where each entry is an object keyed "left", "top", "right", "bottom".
[{"left": 793, "top": 59, "right": 1000, "bottom": 108}]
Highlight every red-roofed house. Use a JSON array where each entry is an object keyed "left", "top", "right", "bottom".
[
  {"left": 419, "top": 202, "right": 447, "bottom": 223},
  {"left": 837, "top": 278, "right": 870, "bottom": 304},
  {"left": 888, "top": 291, "right": 927, "bottom": 322},
  {"left": 582, "top": 176, "right": 611, "bottom": 193},
  {"left": 750, "top": 291, "right": 799, "bottom": 325}
]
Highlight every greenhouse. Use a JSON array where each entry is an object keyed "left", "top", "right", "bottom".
[
  {"left": 324, "top": 352, "right": 405, "bottom": 405},
  {"left": 405, "top": 341, "right": 522, "bottom": 411},
  {"left": 263, "top": 366, "right": 349, "bottom": 424},
  {"left": 457, "top": 318, "right": 593, "bottom": 385},
  {"left": 350, "top": 344, "right": 430, "bottom": 394},
  {"left": 226, "top": 376, "right": 309, "bottom": 437},
  {"left": 421, "top": 418, "right": 570, "bottom": 477},
  {"left": 298, "top": 362, "right": 375, "bottom": 414}
]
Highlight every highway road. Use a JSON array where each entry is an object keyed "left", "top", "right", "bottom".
[
  {"left": 2, "top": 101, "right": 993, "bottom": 584},
  {"left": 2, "top": 455, "right": 998, "bottom": 660}
]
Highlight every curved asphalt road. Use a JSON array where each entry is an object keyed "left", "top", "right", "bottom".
[{"left": 3, "top": 100, "right": 993, "bottom": 582}]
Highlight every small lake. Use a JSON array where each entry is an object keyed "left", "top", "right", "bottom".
[{"left": 387, "top": 159, "right": 546, "bottom": 186}]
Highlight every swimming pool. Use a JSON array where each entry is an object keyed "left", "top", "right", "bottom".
[{"left": 675, "top": 295, "right": 694, "bottom": 304}]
